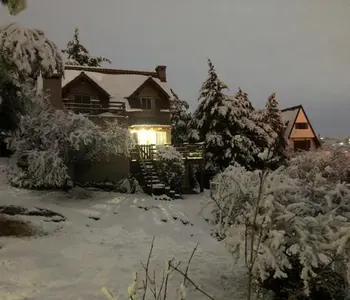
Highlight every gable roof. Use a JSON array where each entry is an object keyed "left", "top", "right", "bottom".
[
  {"left": 62, "top": 71, "right": 110, "bottom": 98},
  {"left": 62, "top": 65, "right": 174, "bottom": 110},
  {"left": 281, "top": 105, "right": 301, "bottom": 138},
  {"left": 281, "top": 104, "right": 320, "bottom": 147}
]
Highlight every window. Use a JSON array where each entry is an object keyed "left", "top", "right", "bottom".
[
  {"left": 294, "top": 140, "right": 311, "bottom": 151},
  {"left": 156, "top": 131, "right": 167, "bottom": 145},
  {"left": 74, "top": 95, "right": 90, "bottom": 104},
  {"left": 295, "top": 122, "right": 308, "bottom": 130},
  {"left": 140, "top": 97, "right": 152, "bottom": 110}
]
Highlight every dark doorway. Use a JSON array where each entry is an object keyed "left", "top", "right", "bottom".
[{"left": 294, "top": 140, "right": 311, "bottom": 151}]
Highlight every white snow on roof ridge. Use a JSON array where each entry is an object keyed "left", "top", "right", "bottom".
[{"left": 62, "top": 69, "right": 174, "bottom": 111}]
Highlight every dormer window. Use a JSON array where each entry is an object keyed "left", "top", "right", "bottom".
[{"left": 140, "top": 97, "right": 152, "bottom": 110}]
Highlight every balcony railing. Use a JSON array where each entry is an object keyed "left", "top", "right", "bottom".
[
  {"left": 131, "top": 143, "right": 203, "bottom": 161},
  {"left": 62, "top": 98, "right": 126, "bottom": 116}
]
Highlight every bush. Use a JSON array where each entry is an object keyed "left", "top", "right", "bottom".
[
  {"left": 117, "top": 175, "right": 143, "bottom": 194},
  {"left": 208, "top": 161, "right": 350, "bottom": 300},
  {"left": 155, "top": 145, "right": 185, "bottom": 193},
  {"left": 261, "top": 255, "right": 348, "bottom": 300},
  {"left": 8, "top": 93, "right": 134, "bottom": 189}
]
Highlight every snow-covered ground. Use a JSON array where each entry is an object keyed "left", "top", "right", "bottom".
[{"left": 0, "top": 158, "right": 245, "bottom": 300}]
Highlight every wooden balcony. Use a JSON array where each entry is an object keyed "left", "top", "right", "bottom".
[
  {"left": 62, "top": 98, "right": 126, "bottom": 116},
  {"left": 131, "top": 143, "right": 203, "bottom": 161}
]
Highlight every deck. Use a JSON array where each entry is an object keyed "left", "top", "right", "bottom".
[{"left": 130, "top": 144, "right": 203, "bottom": 161}]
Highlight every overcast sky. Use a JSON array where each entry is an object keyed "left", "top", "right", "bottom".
[{"left": 1, "top": 0, "right": 350, "bottom": 137}]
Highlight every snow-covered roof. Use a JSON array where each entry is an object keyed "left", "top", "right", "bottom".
[
  {"left": 281, "top": 105, "right": 301, "bottom": 138},
  {"left": 62, "top": 66, "right": 174, "bottom": 111}
]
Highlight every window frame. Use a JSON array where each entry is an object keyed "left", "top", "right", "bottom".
[
  {"left": 74, "top": 94, "right": 91, "bottom": 104},
  {"left": 140, "top": 97, "right": 152, "bottom": 110},
  {"left": 295, "top": 122, "right": 309, "bottom": 130}
]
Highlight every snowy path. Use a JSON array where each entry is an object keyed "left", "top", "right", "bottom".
[{"left": 0, "top": 160, "right": 245, "bottom": 300}]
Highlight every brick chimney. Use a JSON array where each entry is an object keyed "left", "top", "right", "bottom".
[
  {"left": 42, "top": 74, "right": 63, "bottom": 109},
  {"left": 155, "top": 65, "right": 167, "bottom": 82}
]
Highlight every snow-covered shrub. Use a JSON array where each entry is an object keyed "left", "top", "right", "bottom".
[
  {"left": 209, "top": 163, "right": 350, "bottom": 299},
  {"left": 117, "top": 175, "right": 143, "bottom": 194},
  {"left": 155, "top": 145, "right": 185, "bottom": 193},
  {"left": 288, "top": 147, "right": 350, "bottom": 184},
  {"left": 8, "top": 93, "right": 134, "bottom": 189}
]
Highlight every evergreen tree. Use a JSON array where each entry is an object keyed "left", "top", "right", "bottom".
[
  {"left": 170, "top": 89, "right": 191, "bottom": 145},
  {"left": 189, "top": 59, "right": 276, "bottom": 174},
  {"left": 262, "top": 93, "right": 288, "bottom": 168},
  {"left": 226, "top": 88, "right": 275, "bottom": 170},
  {"left": 1, "top": 0, "right": 26, "bottom": 15},
  {"left": 62, "top": 28, "right": 111, "bottom": 67},
  {"left": 188, "top": 58, "right": 231, "bottom": 173},
  {"left": 0, "top": 57, "right": 27, "bottom": 134}
]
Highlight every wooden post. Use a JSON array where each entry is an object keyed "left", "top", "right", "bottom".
[{"left": 200, "top": 161, "right": 204, "bottom": 193}]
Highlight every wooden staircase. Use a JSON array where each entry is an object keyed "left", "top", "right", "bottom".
[
  {"left": 139, "top": 160, "right": 166, "bottom": 195},
  {"left": 131, "top": 143, "right": 204, "bottom": 199}
]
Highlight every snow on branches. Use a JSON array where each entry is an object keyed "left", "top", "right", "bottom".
[
  {"left": 189, "top": 59, "right": 277, "bottom": 174},
  {"left": 8, "top": 93, "right": 134, "bottom": 189},
  {"left": 170, "top": 89, "right": 191, "bottom": 145},
  {"left": 0, "top": 23, "right": 63, "bottom": 78},
  {"left": 260, "top": 93, "right": 288, "bottom": 168},
  {"left": 155, "top": 145, "right": 185, "bottom": 193},
  {"left": 1, "top": 0, "right": 27, "bottom": 15},
  {"left": 209, "top": 158, "right": 350, "bottom": 298},
  {"left": 62, "top": 27, "right": 111, "bottom": 67}
]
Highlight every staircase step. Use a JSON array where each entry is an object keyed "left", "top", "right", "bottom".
[
  {"left": 151, "top": 183, "right": 165, "bottom": 189},
  {"left": 146, "top": 180, "right": 160, "bottom": 184},
  {"left": 144, "top": 175, "right": 159, "bottom": 179}
]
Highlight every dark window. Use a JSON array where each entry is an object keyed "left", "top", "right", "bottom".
[
  {"left": 295, "top": 122, "right": 308, "bottom": 129},
  {"left": 74, "top": 95, "right": 90, "bottom": 104},
  {"left": 294, "top": 140, "right": 311, "bottom": 151},
  {"left": 140, "top": 97, "right": 152, "bottom": 110}
]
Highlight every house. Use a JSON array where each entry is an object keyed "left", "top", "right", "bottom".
[
  {"left": 42, "top": 65, "right": 204, "bottom": 195},
  {"left": 281, "top": 105, "right": 321, "bottom": 151},
  {"left": 43, "top": 64, "right": 174, "bottom": 146}
]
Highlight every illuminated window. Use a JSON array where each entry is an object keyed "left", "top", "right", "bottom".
[{"left": 130, "top": 128, "right": 168, "bottom": 145}]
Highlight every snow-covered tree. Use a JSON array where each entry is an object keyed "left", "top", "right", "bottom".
[
  {"left": 155, "top": 145, "right": 185, "bottom": 193},
  {"left": 170, "top": 89, "right": 191, "bottom": 145},
  {"left": 0, "top": 23, "right": 63, "bottom": 79},
  {"left": 230, "top": 89, "right": 276, "bottom": 170},
  {"left": 0, "top": 56, "right": 30, "bottom": 133},
  {"left": 62, "top": 27, "right": 111, "bottom": 67},
  {"left": 261, "top": 93, "right": 288, "bottom": 169},
  {"left": 189, "top": 59, "right": 276, "bottom": 174},
  {"left": 8, "top": 92, "right": 134, "bottom": 189},
  {"left": 208, "top": 151, "right": 350, "bottom": 299},
  {"left": 188, "top": 58, "right": 232, "bottom": 173},
  {"left": 1, "top": 0, "right": 26, "bottom": 15}
]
